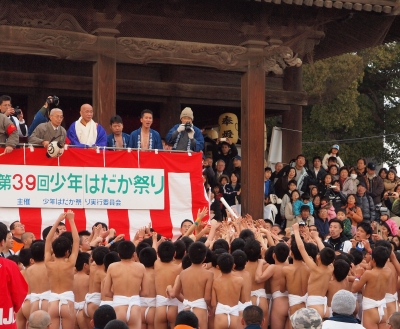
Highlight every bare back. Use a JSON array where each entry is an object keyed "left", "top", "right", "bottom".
[
  {"left": 180, "top": 265, "right": 214, "bottom": 302},
  {"left": 45, "top": 258, "right": 75, "bottom": 293},
  {"left": 213, "top": 273, "right": 244, "bottom": 307},
  {"left": 73, "top": 272, "right": 90, "bottom": 302},
  {"left": 233, "top": 270, "right": 251, "bottom": 302},
  {"left": 88, "top": 263, "right": 105, "bottom": 293},
  {"left": 245, "top": 261, "right": 267, "bottom": 291},
  {"left": 363, "top": 267, "right": 391, "bottom": 300},
  {"left": 27, "top": 262, "right": 50, "bottom": 293},
  {"left": 282, "top": 262, "right": 309, "bottom": 296},
  {"left": 109, "top": 260, "right": 146, "bottom": 296},
  {"left": 307, "top": 264, "right": 333, "bottom": 296},
  {"left": 327, "top": 278, "right": 349, "bottom": 306},
  {"left": 140, "top": 267, "right": 156, "bottom": 298},
  {"left": 154, "top": 260, "right": 182, "bottom": 297}
]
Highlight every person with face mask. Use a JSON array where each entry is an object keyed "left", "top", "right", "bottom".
[{"left": 342, "top": 168, "right": 359, "bottom": 196}]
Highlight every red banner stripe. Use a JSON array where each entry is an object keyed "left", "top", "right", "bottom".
[
  {"left": 107, "top": 209, "right": 130, "bottom": 241},
  {"left": 20, "top": 208, "right": 42, "bottom": 240}
]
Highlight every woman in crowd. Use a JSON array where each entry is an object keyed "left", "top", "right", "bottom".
[
  {"left": 328, "top": 165, "right": 339, "bottom": 181},
  {"left": 312, "top": 195, "right": 321, "bottom": 216},
  {"left": 343, "top": 194, "right": 363, "bottom": 235},
  {"left": 310, "top": 186, "right": 319, "bottom": 200},
  {"left": 322, "top": 144, "right": 344, "bottom": 169},
  {"left": 285, "top": 189, "right": 300, "bottom": 228},
  {"left": 384, "top": 169, "right": 400, "bottom": 192},
  {"left": 338, "top": 167, "right": 349, "bottom": 187},
  {"left": 379, "top": 168, "right": 388, "bottom": 180},
  {"left": 319, "top": 174, "right": 333, "bottom": 198},
  {"left": 275, "top": 167, "right": 296, "bottom": 198},
  {"left": 229, "top": 172, "right": 241, "bottom": 205},
  {"left": 342, "top": 167, "right": 359, "bottom": 195}
]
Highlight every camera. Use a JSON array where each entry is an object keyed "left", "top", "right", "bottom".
[
  {"left": 184, "top": 122, "right": 192, "bottom": 132},
  {"left": 46, "top": 96, "right": 60, "bottom": 109},
  {"left": 388, "top": 192, "right": 394, "bottom": 196},
  {"left": 13, "top": 106, "right": 21, "bottom": 116}
]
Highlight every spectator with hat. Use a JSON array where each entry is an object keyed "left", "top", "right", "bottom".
[
  {"left": 356, "top": 181, "right": 376, "bottom": 222},
  {"left": 322, "top": 290, "right": 365, "bottom": 328},
  {"left": 365, "top": 162, "right": 384, "bottom": 205},
  {"left": 322, "top": 144, "right": 344, "bottom": 170},
  {"left": 290, "top": 307, "right": 322, "bottom": 329},
  {"left": 166, "top": 107, "right": 204, "bottom": 152},
  {"left": 232, "top": 155, "right": 241, "bottom": 176}
]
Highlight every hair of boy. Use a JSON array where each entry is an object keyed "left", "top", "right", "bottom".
[
  {"left": 78, "top": 230, "right": 91, "bottom": 236},
  {"left": 287, "top": 179, "right": 297, "bottom": 187},
  {"left": 42, "top": 226, "right": 52, "bottom": 240},
  {"left": 372, "top": 246, "right": 390, "bottom": 268},
  {"left": 30, "top": 241, "right": 45, "bottom": 262},
  {"left": 232, "top": 250, "right": 247, "bottom": 271},
  {"left": 174, "top": 310, "right": 199, "bottom": 329},
  {"left": 116, "top": 240, "right": 135, "bottom": 260},
  {"left": 239, "top": 229, "right": 255, "bottom": 241},
  {"left": 136, "top": 241, "right": 151, "bottom": 257},
  {"left": 104, "top": 319, "right": 129, "bottom": 329},
  {"left": 174, "top": 240, "right": 186, "bottom": 260},
  {"left": 264, "top": 219, "right": 274, "bottom": 227},
  {"left": 243, "top": 305, "right": 264, "bottom": 325},
  {"left": 142, "top": 237, "right": 153, "bottom": 246},
  {"left": 181, "top": 254, "right": 192, "bottom": 269},
  {"left": 75, "top": 252, "right": 90, "bottom": 271},
  {"left": 52, "top": 236, "right": 72, "bottom": 258},
  {"left": 58, "top": 222, "right": 66, "bottom": 227},
  {"left": 313, "top": 156, "right": 322, "bottom": 163},
  {"left": 231, "top": 238, "right": 246, "bottom": 253},
  {"left": 188, "top": 241, "right": 207, "bottom": 264},
  {"left": 60, "top": 231, "right": 73, "bottom": 244},
  {"left": 217, "top": 253, "right": 235, "bottom": 274},
  {"left": 274, "top": 242, "right": 290, "bottom": 263},
  {"left": 109, "top": 115, "right": 123, "bottom": 125},
  {"left": 197, "top": 236, "right": 207, "bottom": 244},
  {"left": 180, "top": 219, "right": 193, "bottom": 227},
  {"left": 204, "top": 248, "right": 213, "bottom": 263},
  {"left": 290, "top": 236, "right": 303, "bottom": 261},
  {"left": 375, "top": 240, "right": 392, "bottom": 253},
  {"left": 265, "top": 246, "right": 275, "bottom": 264},
  {"left": 212, "top": 238, "right": 229, "bottom": 252},
  {"left": 19, "top": 248, "right": 32, "bottom": 267},
  {"left": 91, "top": 246, "right": 110, "bottom": 265},
  {"left": 265, "top": 167, "right": 272, "bottom": 173},
  {"left": 357, "top": 222, "right": 373, "bottom": 236},
  {"left": 212, "top": 248, "right": 227, "bottom": 268},
  {"left": 244, "top": 239, "right": 261, "bottom": 262},
  {"left": 336, "top": 209, "right": 346, "bottom": 216},
  {"left": 93, "top": 305, "right": 117, "bottom": 329},
  {"left": 329, "top": 218, "right": 344, "bottom": 230},
  {"left": 323, "top": 242, "right": 334, "bottom": 250},
  {"left": 104, "top": 252, "right": 121, "bottom": 271},
  {"left": 301, "top": 193, "right": 310, "bottom": 200},
  {"left": 349, "top": 248, "right": 363, "bottom": 265},
  {"left": 140, "top": 109, "right": 153, "bottom": 118},
  {"left": 333, "top": 259, "right": 350, "bottom": 282},
  {"left": 180, "top": 236, "right": 194, "bottom": 251},
  {"left": 305, "top": 242, "right": 318, "bottom": 263},
  {"left": 93, "top": 222, "right": 108, "bottom": 230},
  {"left": 328, "top": 156, "right": 338, "bottom": 163},
  {"left": 7, "top": 255, "right": 20, "bottom": 266},
  {"left": 158, "top": 240, "right": 175, "bottom": 262},
  {"left": 138, "top": 247, "right": 157, "bottom": 268},
  {"left": 319, "top": 248, "right": 335, "bottom": 266}
]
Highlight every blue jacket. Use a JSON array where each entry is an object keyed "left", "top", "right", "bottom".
[
  {"left": 28, "top": 107, "right": 48, "bottom": 136},
  {"left": 315, "top": 216, "right": 330, "bottom": 238},
  {"left": 128, "top": 128, "right": 163, "bottom": 149},
  {"left": 107, "top": 133, "right": 130, "bottom": 148},
  {"left": 67, "top": 121, "right": 107, "bottom": 147},
  {"left": 166, "top": 124, "right": 204, "bottom": 152}
]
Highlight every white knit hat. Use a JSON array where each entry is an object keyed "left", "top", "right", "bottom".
[
  {"left": 331, "top": 290, "right": 356, "bottom": 315},
  {"left": 180, "top": 107, "right": 194, "bottom": 120}
]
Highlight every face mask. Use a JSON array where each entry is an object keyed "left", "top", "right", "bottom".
[{"left": 351, "top": 174, "right": 357, "bottom": 179}]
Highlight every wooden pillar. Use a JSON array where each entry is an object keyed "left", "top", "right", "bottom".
[
  {"left": 282, "top": 66, "right": 303, "bottom": 164},
  {"left": 160, "top": 66, "right": 181, "bottom": 138},
  {"left": 92, "top": 14, "right": 120, "bottom": 133},
  {"left": 240, "top": 41, "right": 267, "bottom": 219}
]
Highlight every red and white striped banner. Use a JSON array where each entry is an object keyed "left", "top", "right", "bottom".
[{"left": 0, "top": 148, "right": 209, "bottom": 239}]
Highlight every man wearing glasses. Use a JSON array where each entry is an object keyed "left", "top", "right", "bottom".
[{"left": 10, "top": 221, "right": 25, "bottom": 253}]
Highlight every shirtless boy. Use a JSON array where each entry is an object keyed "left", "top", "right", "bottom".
[
  {"left": 232, "top": 250, "right": 252, "bottom": 329},
  {"left": 154, "top": 241, "right": 182, "bottom": 329},
  {"left": 255, "top": 243, "right": 290, "bottom": 329},
  {"left": 174, "top": 242, "right": 214, "bottom": 329},
  {"left": 101, "top": 252, "right": 121, "bottom": 306},
  {"left": 293, "top": 222, "right": 335, "bottom": 319},
  {"left": 84, "top": 246, "right": 110, "bottom": 322},
  {"left": 212, "top": 253, "right": 245, "bottom": 329},
  {"left": 327, "top": 259, "right": 350, "bottom": 317},
  {"left": 74, "top": 252, "right": 90, "bottom": 329},
  {"left": 138, "top": 247, "right": 157, "bottom": 329},
  {"left": 104, "top": 241, "right": 147, "bottom": 329},
  {"left": 351, "top": 246, "right": 391, "bottom": 329},
  {"left": 27, "top": 241, "right": 50, "bottom": 313},
  {"left": 244, "top": 239, "right": 270, "bottom": 329},
  {"left": 45, "top": 210, "right": 79, "bottom": 329},
  {"left": 281, "top": 236, "right": 310, "bottom": 316}
]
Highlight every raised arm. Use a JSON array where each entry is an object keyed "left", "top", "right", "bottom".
[
  {"left": 184, "top": 207, "right": 208, "bottom": 238},
  {"left": 293, "top": 223, "right": 317, "bottom": 270},
  {"left": 255, "top": 259, "right": 273, "bottom": 283},
  {"left": 66, "top": 209, "right": 79, "bottom": 264},
  {"left": 45, "top": 212, "right": 66, "bottom": 262},
  {"left": 310, "top": 231, "right": 325, "bottom": 251}
]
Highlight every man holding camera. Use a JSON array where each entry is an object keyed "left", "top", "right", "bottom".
[
  {"left": 165, "top": 107, "right": 204, "bottom": 152},
  {"left": 28, "top": 96, "right": 59, "bottom": 136},
  {"left": 0, "top": 96, "right": 19, "bottom": 154},
  {"left": 0, "top": 95, "right": 28, "bottom": 138},
  {"left": 28, "top": 108, "right": 68, "bottom": 148}
]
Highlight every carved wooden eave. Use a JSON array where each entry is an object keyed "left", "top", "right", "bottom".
[{"left": 254, "top": 0, "right": 398, "bottom": 13}]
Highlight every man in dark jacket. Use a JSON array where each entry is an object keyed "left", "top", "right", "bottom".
[
  {"left": 304, "top": 156, "right": 327, "bottom": 192},
  {"left": 365, "top": 162, "right": 384, "bottom": 205},
  {"left": 212, "top": 138, "right": 238, "bottom": 174},
  {"left": 356, "top": 181, "right": 376, "bottom": 222}
]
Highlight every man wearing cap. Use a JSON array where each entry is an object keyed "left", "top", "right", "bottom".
[
  {"left": 212, "top": 137, "right": 238, "bottom": 174},
  {"left": 322, "top": 144, "right": 344, "bottom": 170},
  {"left": 356, "top": 181, "right": 376, "bottom": 222},
  {"left": 365, "top": 162, "right": 384, "bottom": 205},
  {"left": 166, "top": 107, "right": 204, "bottom": 152},
  {"left": 322, "top": 290, "right": 365, "bottom": 328}
]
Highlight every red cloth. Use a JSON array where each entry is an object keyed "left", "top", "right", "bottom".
[{"left": 0, "top": 258, "right": 28, "bottom": 329}]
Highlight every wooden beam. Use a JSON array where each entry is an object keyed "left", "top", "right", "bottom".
[
  {"left": 241, "top": 42, "right": 266, "bottom": 220},
  {"left": 0, "top": 71, "right": 308, "bottom": 107}
]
